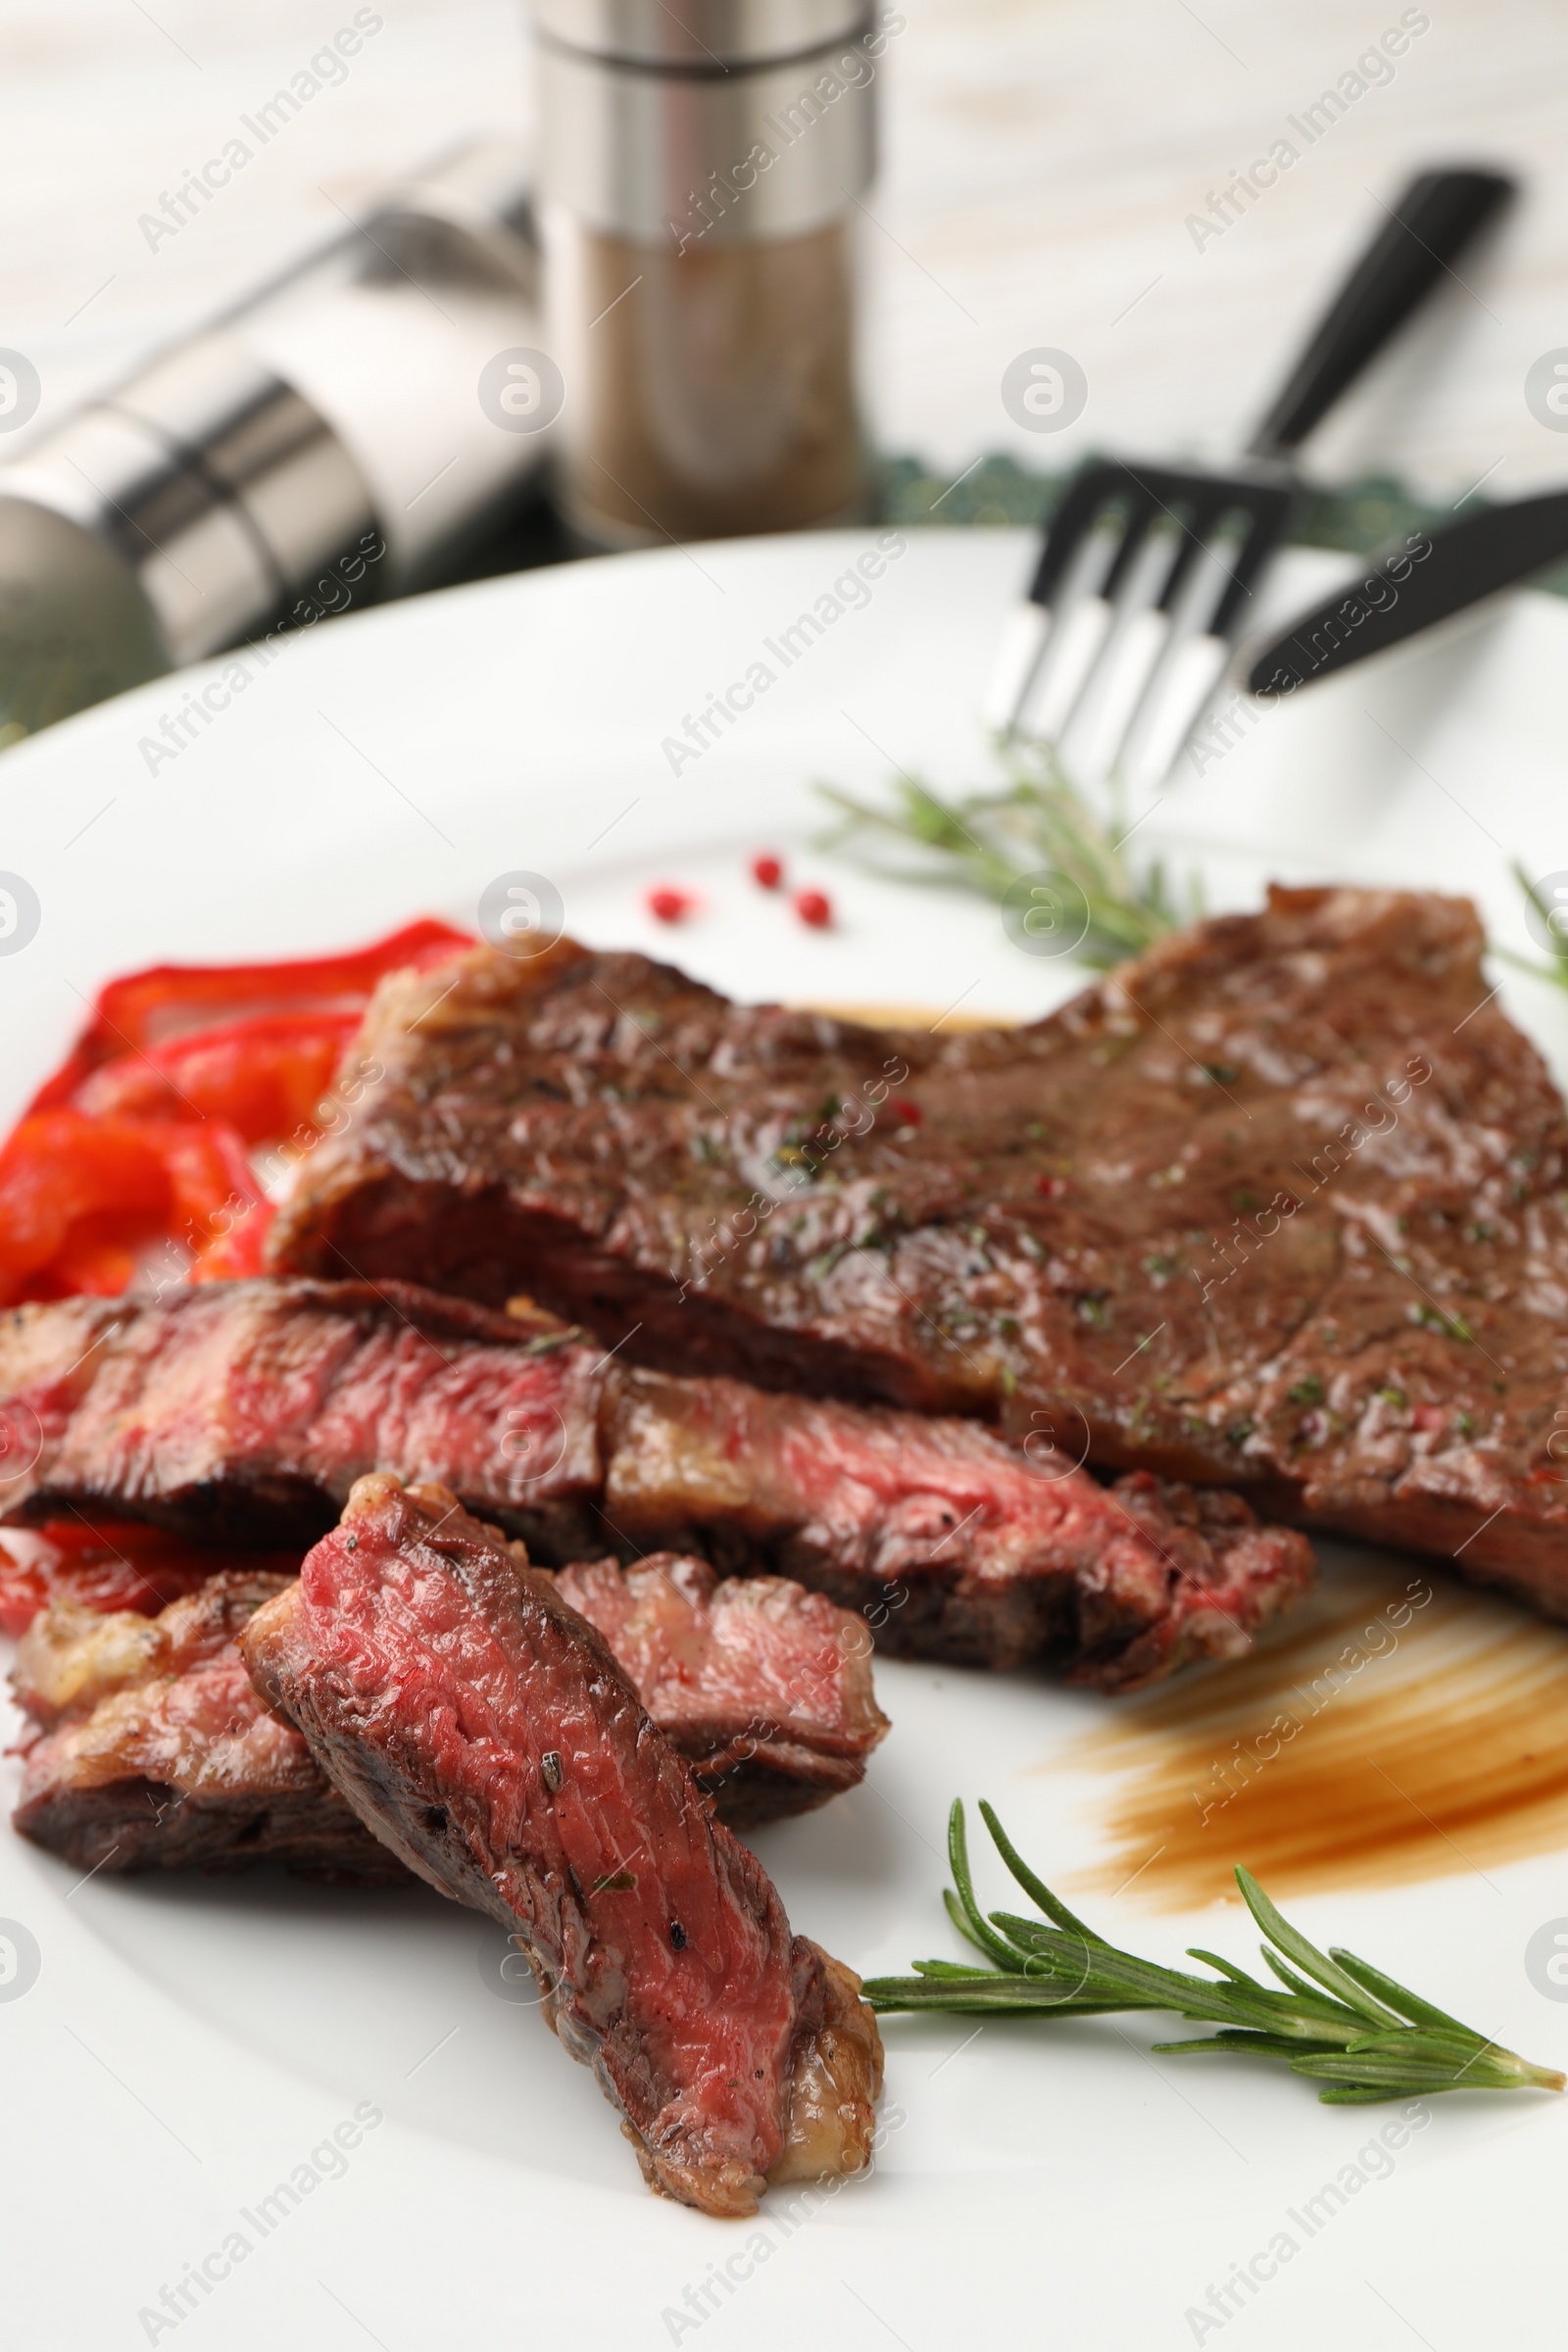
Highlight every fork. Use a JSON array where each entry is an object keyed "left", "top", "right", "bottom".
[{"left": 984, "top": 166, "right": 1513, "bottom": 792}]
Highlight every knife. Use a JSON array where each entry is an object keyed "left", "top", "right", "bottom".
[{"left": 1238, "top": 489, "right": 1568, "bottom": 697}]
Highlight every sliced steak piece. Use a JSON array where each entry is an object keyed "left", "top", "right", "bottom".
[
  {"left": 11, "top": 1571, "right": 403, "bottom": 1881},
  {"left": 601, "top": 1362, "right": 1310, "bottom": 1681},
  {"left": 0, "top": 1279, "right": 1311, "bottom": 1687},
  {"left": 12, "top": 1544, "right": 889, "bottom": 1871},
  {"left": 261, "top": 895, "right": 1568, "bottom": 1619},
  {"left": 240, "top": 1476, "right": 883, "bottom": 2217},
  {"left": 556, "top": 1553, "right": 888, "bottom": 1824},
  {"left": 0, "top": 1279, "right": 604, "bottom": 1554}
]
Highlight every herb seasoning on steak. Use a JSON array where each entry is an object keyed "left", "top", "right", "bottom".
[
  {"left": 264, "top": 891, "right": 1568, "bottom": 1618},
  {"left": 240, "top": 1476, "right": 883, "bottom": 2216},
  {"left": 0, "top": 1278, "right": 1310, "bottom": 1686}
]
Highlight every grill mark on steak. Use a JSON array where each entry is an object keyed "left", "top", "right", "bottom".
[
  {"left": 260, "top": 893, "right": 1568, "bottom": 1618},
  {"left": 238, "top": 1475, "right": 883, "bottom": 2217},
  {"left": 0, "top": 1279, "right": 1312, "bottom": 1687},
  {"left": 11, "top": 1541, "right": 891, "bottom": 1872}
]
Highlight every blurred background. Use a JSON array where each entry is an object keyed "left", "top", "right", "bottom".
[{"left": 0, "top": 0, "right": 1563, "bottom": 737}]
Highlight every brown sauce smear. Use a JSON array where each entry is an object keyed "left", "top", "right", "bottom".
[{"left": 1054, "top": 1561, "right": 1568, "bottom": 1907}]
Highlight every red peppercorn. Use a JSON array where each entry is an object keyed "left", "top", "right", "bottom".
[
  {"left": 1036, "top": 1174, "right": 1064, "bottom": 1197},
  {"left": 891, "top": 1098, "right": 922, "bottom": 1126},
  {"left": 752, "top": 853, "right": 784, "bottom": 890},
  {"left": 647, "top": 886, "right": 693, "bottom": 923},
  {"left": 795, "top": 887, "right": 832, "bottom": 929}
]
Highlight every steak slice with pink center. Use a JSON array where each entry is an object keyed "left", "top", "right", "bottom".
[
  {"left": 0, "top": 1278, "right": 1312, "bottom": 1689},
  {"left": 556, "top": 1552, "right": 888, "bottom": 1824},
  {"left": 239, "top": 1475, "right": 883, "bottom": 2216},
  {"left": 12, "top": 1543, "right": 890, "bottom": 1873},
  {"left": 0, "top": 1280, "right": 602, "bottom": 1556}
]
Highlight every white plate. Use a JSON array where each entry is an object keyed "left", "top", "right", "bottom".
[{"left": 2, "top": 531, "right": 1566, "bottom": 2349}]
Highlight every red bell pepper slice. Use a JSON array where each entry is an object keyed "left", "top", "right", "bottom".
[
  {"left": 0, "top": 1518, "right": 305, "bottom": 1637},
  {"left": 0, "top": 916, "right": 474, "bottom": 1305},
  {"left": 0, "top": 1110, "right": 269, "bottom": 1305},
  {"left": 72, "top": 1011, "right": 363, "bottom": 1142},
  {"left": 27, "top": 916, "right": 472, "bottom": 1110}
]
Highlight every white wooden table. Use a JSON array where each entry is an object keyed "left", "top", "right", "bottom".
[{"left": 0, "top": 0, "right": 1564, "bottom": 507}]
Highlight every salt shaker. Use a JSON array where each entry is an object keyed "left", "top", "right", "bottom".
[{"left": 533, "top": 0, "right": 899, "bottom": 547}]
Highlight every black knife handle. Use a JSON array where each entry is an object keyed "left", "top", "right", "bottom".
[
  {"left": 1239, "top": 491, "right": 1568, "bottom": 698},
  {"left": 1246, "top": 167, "right": 1515, "bottom": 462}
]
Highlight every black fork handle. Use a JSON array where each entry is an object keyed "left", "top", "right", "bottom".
[{"left": 1246, "top": 167, "right": 1514, "bottom": 463}]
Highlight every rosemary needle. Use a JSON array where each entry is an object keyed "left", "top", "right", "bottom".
[
  {"left": 861, "top": 1801, "right": 1565, "bottom": 2105},
  {"left": 814, "top": 739, "right": 1201, "bottom": 971},
  {"left": 1496, "top": 861, "right": 1568, "bottom": 995}
]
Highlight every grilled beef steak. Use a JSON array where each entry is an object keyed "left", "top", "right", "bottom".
[
  {"left": 555, "top": 1553, "right": 888, "bottom": 1824},
  {"left": 0, "top": 1281, "right": 602, "bottom": 1555},
  {"left": 240, "top": 1476, "right": 883, "bottom": 2217},
  {"left": 263, "top": 893, "right": 1568, "bottom": 1617},
  {"left": 11, "top": 1571, "right": 402, "bottom": 1880},
  {"left": 601, "top": 1358, "right": 1307, "bottom": 1681},
  {"left": 0, "top": 1278, "right": 1310, "bottom": 1685},
  {"left": 12, "top": 1545, "right": 890, "bottom": 1871}
]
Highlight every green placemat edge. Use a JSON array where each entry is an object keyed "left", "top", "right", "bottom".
[{"left": 880, "top": 452, "right": 1568, "bottom": 598}]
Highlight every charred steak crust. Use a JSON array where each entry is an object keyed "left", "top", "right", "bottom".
[
  {"left": 0, "top": 1278, "right": 1311, "bottom": 1689},
  {"left": 262, "top": 897, "right": 1568, "bottom": 1616},
  {"left": 240, "top": 1476, "right": 882, "bottom": 2217}
]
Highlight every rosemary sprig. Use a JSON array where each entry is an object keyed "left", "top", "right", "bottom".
[
  {"left": 861, "top": 1801, "right": 1564, "bottom": 2105},
  {"left": 814, "top": 739, "right": 1200, "bottom": 971},
  {"left": 1496, "top": 860, "right": 1568, "bottom": 993}
]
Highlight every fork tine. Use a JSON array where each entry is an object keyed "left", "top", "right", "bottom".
[
  {"left": 1101, "top": 505, "right": 1245, "bottom": 788},
  {"left": 1121, "top": 628, "right": 1234, "bottom": 796},
  {"left": 1053, "top": 483, "right": 1236, "bottom": 781},
  {"left": 1054, "top": 517, "right": 1188, "bottom": 780},
  {"left": 1009, "top": 517, "right": 1125, "bottom": 741},
  {"left": 1206, "top": 496, "right": 1290, "bottom": 641},
  {"left": 1114, "top": 520, "right": 1270, "bottom": 794},
  {"left": 1110, "top": 489, "right": 1292, "bottom": 794},
  {"left": 993, "top": 461, "right": 1291, "bottom": 789},
  {"left": 987, "top": 466, "right": 1142, "bottom": 737},
  {"left": 983, "top": 602, "right": 1054, "bottom": 736},
  {"left": 1028, "top": 467, "right": 1131, "bottom": 606},
  {"left": 1019, "top": 483, "right": 1176, "bottom": 747}
]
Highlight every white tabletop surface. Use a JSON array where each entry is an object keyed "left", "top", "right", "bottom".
[{"left": 1, "top": 0, "right": 1565, "bottom": 506}]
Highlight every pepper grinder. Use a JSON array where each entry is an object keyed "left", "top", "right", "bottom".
[
  {"left": 0, "top": 139, "right": 547, "bottom": 741},
  {"left": 533, "top": 0, "right": 891, "bottom": 547}
]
